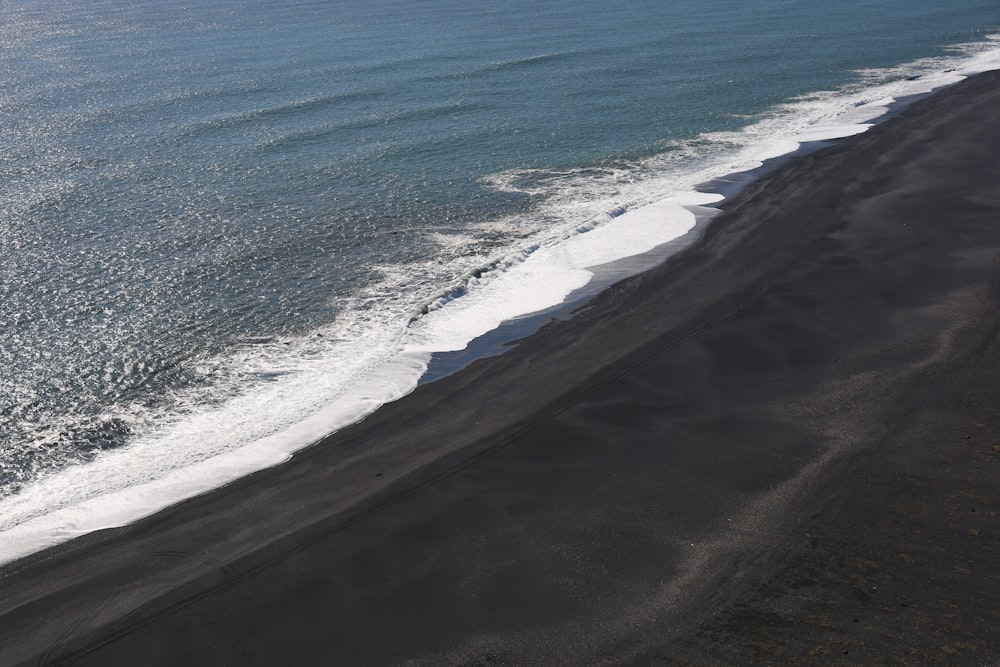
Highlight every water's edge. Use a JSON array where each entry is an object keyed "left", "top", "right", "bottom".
[{"left": 1, "top": 49, "right": 998, "bottom": 566}]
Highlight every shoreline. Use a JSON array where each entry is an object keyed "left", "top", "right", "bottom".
[
  {"left": 423, "top": 89, "right": 939, "bottom": 384},
  {"left": 3, "top": 69, "right": 1000, "bottom": 664},
  {"left": 0, "top": 60, "right": 982, "bottom": 567},
  {"left": 424, "top": 85, "right": 953, "bottom": 385}
]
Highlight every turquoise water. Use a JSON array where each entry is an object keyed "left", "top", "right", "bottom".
[{"left": 1, "top": 0, "right": 998, "bottom": 560}]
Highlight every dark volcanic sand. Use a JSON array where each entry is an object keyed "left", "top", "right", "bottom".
[{"left": 3, "top": 71, "right": 1000, "bottom": 666}]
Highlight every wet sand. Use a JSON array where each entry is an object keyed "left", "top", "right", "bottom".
[{"left": 2, "top": 70, "right": 1000, "bottom": 666}]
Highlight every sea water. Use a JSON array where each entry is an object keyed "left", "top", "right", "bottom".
[{"left": 1, "top": 0, "right": 999, "bottom": 563}]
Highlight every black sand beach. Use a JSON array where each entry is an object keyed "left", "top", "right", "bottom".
[{"left": 3, "top": 70, "right": 1000, "bottom": 666}]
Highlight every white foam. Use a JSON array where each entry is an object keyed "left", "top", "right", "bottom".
[
  {"left": 0, "top": 350, "right": 431, "bottom": 564},
  {"left": 2, "top": 34, "right": 999, "bottom": 566},
  {"left": 405, "top": 193, "right": 720, "bottom": 353}
]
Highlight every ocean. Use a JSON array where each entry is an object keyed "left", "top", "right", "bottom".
[{"left": 1, "top": 0, "right": 998, "bottom": 563}]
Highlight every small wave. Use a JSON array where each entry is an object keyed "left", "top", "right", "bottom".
[
  {"left": 407, "top": 50, "right": 596, "bottom": 86},
  {"left": 254, "top": 99, "right": 477, "bottom": 153},
  {"left": 486, "top": 52, "right": 568, "bottom": 71},
  {"left": 481, "top": 165, "right": 635, "bottom": 196},
  {"left": 175, "top": 89, "right": 387, "bottom": 138},
  {"left": 409, "top": 244, "right": 541, "bottom": 322}
]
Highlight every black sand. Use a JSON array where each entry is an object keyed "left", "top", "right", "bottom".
[{"left": 3, "top": 71, "right": 1000, "bottom": 666}]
